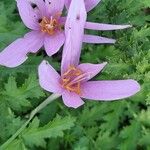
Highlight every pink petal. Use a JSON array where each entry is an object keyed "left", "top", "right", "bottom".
[
  {"left": 17, "top": 0, "right": 39, "bottom": 30},
  {"left": 85, "top": 0, "right": 101, "bottom": 12},
  {"left": 45, "top": 0, "right": 65, "bottom": 16},
  {"left": 38, "top": 60, "right": 62, "bottom": 94},
  {"left": 65, "top": 0, "right": 71, "bottom": 9},
  {"left": 85, "top": 22, "right": 132, "bottom": 31},
  {"left": 24, "top": 31, "right": 44, "bottom": 53},
  {"left": 33, "top": 0, "right": 47, "bottom": 17},
  {"left": 62, "top": 91, "right": 84, "bottom": 108},
  {"left": 83, "top": 34, "right": 116, "bottom": 44},
  {"left": 81, "top": 80, "right": 140, "bottom": 101},
  {"left": 0, "top": 39, "right": 28, "bottom": 68},
  {"left": 0, "top": 31, "right": 43, "bottom": 68},
  {"left": 61, "top": 0, "right": 87, "bottom": 74},
  {"left": 59, "top": 17, "right": 66, "bottom": 25},
  {"left": 78, "top": 62, "right": 107, "bottom": 81},
  {"left": 44, "top": 32, "right": 65, "bottom": 56},
  {"left": 65, "top": 0, "right": 101, "bottom": 12},
  {"left": 64, "top": 0, "right": 71, "bottom": 10}
]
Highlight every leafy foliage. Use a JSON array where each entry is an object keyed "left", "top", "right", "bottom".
[
  {"left": 6, "top": 116, "right": 75, "bottom": 149},
  {"left": 0, "top": 0, "right": 150, "bottom": 149},
  {"left": 1, "top": 74, "right": 45, "bottom": 112}
]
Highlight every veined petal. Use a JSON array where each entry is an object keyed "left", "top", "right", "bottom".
[
  {"left": 78, "top": 62, "right": 107, "bottom": 81},
  {"left": 44, "top": 32, "right": 65, "bottom": 56},
  {"left": 0, "top": 31, "right": 43, "bottom": 68},
  {"left": 65, "top": 0, "right": 101, "bottom": 12},
  {"left": 81, "top": 80, "right": 140, "bottom": 101},
  {"left": 24, "top": 31, "right": 44, "bottom": 53},
  {"left": 17, "top": 0, "right": 39, "bottom": 30},
  {"left": 38, "top": 60, "right": 62, "bottom": 94},
  {"left": 0, "top": 39, "right": 28, "bottom": 68},
  {"left": 83, "top": 34, "right": 116, "bottom": 44},
  {"left": 62, "top": 91, "right": 84, "bottom": 108},
  {"left": 45, "top": 0, "right": 65, "bottom": 16},
  {"left": 61, "top": 0, "right": 87, "bottom": 74},
  {"left": 85, "top": 22, "right": 132, "bottom": 31},
  {"left": 85, "top": 0, "right": 101, "bottom": 12},
  {"left": 31, "top": 0, "right": 47, "bottom": 17}
]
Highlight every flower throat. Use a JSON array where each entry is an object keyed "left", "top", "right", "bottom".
[
  {"left": 61, "top": 66, "right": 89, "bottom": 95},
  {"left": 39, "top": 14, "right": 62, "bottom": 35}
]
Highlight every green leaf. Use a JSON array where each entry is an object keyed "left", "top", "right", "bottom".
[
  {"left": 1, "top": 74, "right": 45, "bottom": 112},
  {"left": 6, "top": 139, "right": 27, "bottom": 150},
  {"left": 95, "top": 132, "right": 119, "bottom": 150},
  {"left": 22, "top": 116, "right": 76, "bottom": 148},
  {"left": 139, "top": 130, "right": 150, "bottom": 147},
  {"left": 0, "top": 103, "right": 23, "bottom": 143},
  {"left": 119, "top": 121, "right": 141, "bottom": 150}
]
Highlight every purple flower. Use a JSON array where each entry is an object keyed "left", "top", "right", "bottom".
[
  {"left": 0, "top": 0, "right": 66, "bottom": 68},
  {"left": 0, "top": 0, "right": 131, "bottom": 68},
  {"left": 38, "top": 60, "right": 140, "bottom": 108},
  {"left": 38, "top": 0, "right": 140, "bottom": 108}
]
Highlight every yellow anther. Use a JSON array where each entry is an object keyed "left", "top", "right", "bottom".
[
  {"left": 60, "top": 66, "right": 83, "bottom": 95},
  {"left": 39, "top": 16, "right": 61, "bottom": 35}
]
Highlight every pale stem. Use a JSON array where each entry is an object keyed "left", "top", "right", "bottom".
[{"left": 0, "top": 93, "right": 61, "bottom": 150}]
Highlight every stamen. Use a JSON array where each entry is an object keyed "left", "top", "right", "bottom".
[
  {"left": 39, "top": 14, "right": 62, "bottom": 35},
  {"left": 71, "top": 73, "right": 90, "bottom": 84},
  {"left": 60, "top": 66, "right": 88, "bottom": 95}
]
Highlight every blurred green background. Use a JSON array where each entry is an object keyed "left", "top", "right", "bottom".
[{"left": 0, "top": 0, "right": 150, "bottom": 149}]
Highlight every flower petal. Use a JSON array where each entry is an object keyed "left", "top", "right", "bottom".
[
  {"left": 64, "top": 0, "right": 71, "bottom": 10},
  {"left": 0, "top": 39, "right": 28, "bottom": 68},
  {"left": 59, "top": 17, "right": 66, "bottom": 25},
  {"left": 24, "top": 31, "right": 44, "bottom": 53},
  {"left": 0, "top": 31, "right": 43, "bottom": 68},
  {"left": 44, "top": 32, "right": 65, "bottom": 56},
  {"left": 61, "top": 0, "right": 87, "bottom": 74},
  {"left": 32, "top": 0, "right": 47, "bottom": 16},
  {"left": 83, "top": 34, "right": 116, "bottom": 44},
  {"left": 62, "top": 91, "right": 84, "bottom": 108},
  {"left": 85, "top": 0, "right": 101, "bottom": 12},
  {"left": 38, "top": 60, "right": 62, "bottom": 94},
  {"left": 81, "top": 80, "right": 140, "bottom": 101},
  {"left": 45, "top": 0, "right": 65, "bottom": 16},
  {"left": 85, "top": 22, "right": 132, "bottom": 31},
  {"left": 65, "top": 0, "right": 101, "bottom": 12},
  {"left": 17, "top": 0, "right": 39, "bottom": 30},
  {"left": 78, "top": 62, "right": 107, "bottom": 81}
]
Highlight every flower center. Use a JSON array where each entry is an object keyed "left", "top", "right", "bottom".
[
  {"left": 60, "top": 66, "right": 85, "bottom": 95},
  {"left": 39, "top": 15, "right": 62, "bottom": 35}
]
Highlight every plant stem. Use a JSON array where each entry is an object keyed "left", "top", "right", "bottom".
[{"left": 0, "top": 93, "right": 61, "bottom": 150}]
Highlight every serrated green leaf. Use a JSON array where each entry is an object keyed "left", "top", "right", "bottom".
[{"left": 22, "top": 116, "right": 76, "bottom": 148}]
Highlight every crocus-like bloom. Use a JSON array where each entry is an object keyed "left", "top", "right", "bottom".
[
  {"left": 0, "top": 0, "right": 131, "bottom": 68},
  {"left": 0, "top": 0, "right": 66, "bottom": 68},
  {"left": 38, "top": 61, "right": 140, "bottom": 108},
  {"left": 38, "top": 0, "right": 140, "bottom": 108},
  {"left": 65, "top": 0, "right": 132, "bottom": 44}
]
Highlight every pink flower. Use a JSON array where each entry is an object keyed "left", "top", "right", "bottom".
[
  {"left": 38, "top": 0, "right": 140, "bottom": 108},
  {"left": 38, "top": 60, "right": 140, "bottom": 109},
  {"left": 0, "top": 0, "right": 131, "bottom": 68},
  {"left": 0, "top": 0, "right": 66, "bottom": 68},
  {"left": 38, "top": 60, "right": 140, "bottom": 108}
]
